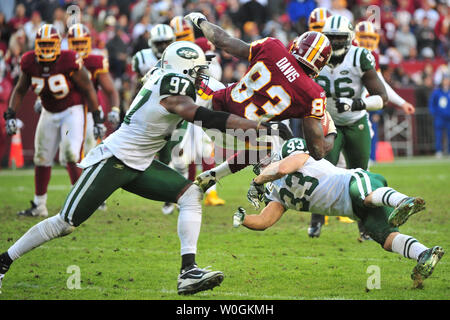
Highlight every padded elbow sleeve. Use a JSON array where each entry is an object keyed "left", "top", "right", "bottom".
[{"left": 193, "top": 106, "right": 230, "bottom": 132}]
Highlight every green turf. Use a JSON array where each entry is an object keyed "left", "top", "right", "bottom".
[{"left": 0, "top": 158, "right": 449, "bottom": 300}]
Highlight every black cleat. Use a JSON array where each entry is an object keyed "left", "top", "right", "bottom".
[{"left": 177, "top": 265, "right": 224, "bottom": 295}]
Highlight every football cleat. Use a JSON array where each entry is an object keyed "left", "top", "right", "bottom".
[
  {"left": 194, "top": 170, "right": 217, "bottom": 193},
  {"left": 177, "top": 265, "right": 224, "bottom": 295},
  {"left": 308, "top": 222, "right": 322, "bottom": 238},
  {"left": 411, "top": 246, "right": 444, "bottom": 286},
  {"left": 162, "top": 202, "right": 176, "bottom": 215},
  {"left": 97, "top": 201, "right": 107, "bottom": 211},
  {"left": 337, "top": 216, "right": 355, "bottom": 223},
  {"left": 388, "top": 197, "right": 426, "bottom": 227},
  {"left": 204, "top": 190, "right": 225, "bottom": 206},
  {"left": 17, "top": 201, "right": 48, "bottom": 218},
  {"left": 357, "top": 232, "right": 373, "bottom": 242},
  {"left": 0, "top": 259, "right": 11, "bottom": 290}
]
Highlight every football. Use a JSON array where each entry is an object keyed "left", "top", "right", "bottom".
[{"left": 321, "top": 111, "right": 331, "bottom": 136}]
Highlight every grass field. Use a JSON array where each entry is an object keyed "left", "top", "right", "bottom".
[{"left": 0, "top": 157, "right": 449, "bottom": 300}]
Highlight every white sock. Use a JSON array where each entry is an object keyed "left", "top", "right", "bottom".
[
  {"left": 205, "top": 184, "right": 216, "bottom": 195},
  {"left": 212, "top": 161, "right": 232, "bottom": 180},
  {"left": 177, "top": 185, "right": 202, "bottom": 256},
  {"left": 34, "top": 194, "right": 47, "bottom": 207},
  {"left": 391, "top": 234, "right": 428, "bottom": 261},
  {"left": 370, "top": 187, "right": 408, "bottom": 208},
  {"left": 7, "top": 215, "right": 74, "bottom": 261}
]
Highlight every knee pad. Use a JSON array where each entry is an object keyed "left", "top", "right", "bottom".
[{"left": 38, "top": 214, "right": 75, "bottom": 240}]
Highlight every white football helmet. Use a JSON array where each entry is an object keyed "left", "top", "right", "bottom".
[
  {"left": 161, "top": 41, "right": 209, "bottom": 89},
  {"left": 149, "top": 24, "right": 176, "bottom": 59},
  {"left": 322, "top": 15, "right": 354, "bottom": 60}
]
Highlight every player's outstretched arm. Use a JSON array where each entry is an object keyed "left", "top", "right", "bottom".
[
  {"left": 362, "top": 69, "right": 388, "bottom": 109},
  {"left": 8, "top": 72, "right": 30, "bottom": 113},
  {"left": 253, "top": 153, "right": 310, "bottom": 185},
  {"left": 71, "top": 66, "right": 100, "bottom": 113},
  {"left": 234, "top": 202, "right": 286, "bottom": 231},
  {"left": 377, "top": 71, "right": 415, "bottom": 114},
  {"left": 185, "top": 13, "right": 250, "bottom": 60},
  {"left": 161, "top": 95, "right": 287, "bottom": 135}
]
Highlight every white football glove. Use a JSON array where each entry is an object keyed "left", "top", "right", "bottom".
[
  {"left": 184, "top": 12, "right": 207, "bottom": 28},
  {"left": 34, "top": 98, "right": 43, "bottom": 114},
  {"left": 233, "top": 207, "right": 246, "bottom": 228},
  {"left": 5, "top": 118, "right": 17, "bottom": 136},
  {"left": 93, "top": 123, "right": 107, "bottom": 140},
  {"left": 247, "top": 180, "right": 265, "bottom": 209},
  {"left": 107, "top": 107, "right": 121, "bottom": 126}
]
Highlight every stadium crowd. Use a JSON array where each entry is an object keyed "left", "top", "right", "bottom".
[{"left": 0, "top": 0, "right": 449, "bottom": 164}]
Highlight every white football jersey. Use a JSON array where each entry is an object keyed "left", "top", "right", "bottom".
[
  {"left": 81, "top": 69, "right": 197, "bottom": 171},
  {"left": 316, "top": 45, "right": 376, "bottom": 126},
  {"left": 131, "top": 48, "right": 159, "bottom": 77},
  {"left": 265, "top": 138, "right": 356, "bottom": 218}
]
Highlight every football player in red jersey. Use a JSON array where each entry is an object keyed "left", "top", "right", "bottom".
[
  {"left": 184, "top": 12, "right": 335, "bottom": 191},
  {"left": 3, "top": 24, "right": 102, "bottom": 217},
  {"left": 67, "top": 23, "right": 120, "bottom": 156},
  {"left": 308, "top": 7, "right": 333, "bottom": 32}
]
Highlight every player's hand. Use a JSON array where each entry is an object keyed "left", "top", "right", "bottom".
[
  {"left": 34, "top": 99, "right": 43, "bottom": 114},
  {"left": 233, "top": 207, "right": 246, "bottom": 228},
  {"left": 93, "top": 123, "right": 106, "bottom": 140},
  {"left": 247, "top": 180, "right": 265, "bottom": 209},
  {"left": 184, "top": 12, "right": 207, "bottom": 28},
  {"left": 107, "top": 107, "right": 121, "bottom": 126},
  {"left": 3, "top": 109, "right": 17, "bottom": 136},
  {"left": 335, "top": 98, "right": 366, "bottom": 113},
  {"left": 92, "top": 108, "right": 106, "bottom": 139},
  {"left": 401, "top": 102, "right": 415, "bottom": 115},
  {"left": 261, "top": 121, "right": 294, "bottom": 141}
]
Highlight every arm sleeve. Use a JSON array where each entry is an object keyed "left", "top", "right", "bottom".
[{"left": 377, "top": 71, "right": 406, "bottom": 107}]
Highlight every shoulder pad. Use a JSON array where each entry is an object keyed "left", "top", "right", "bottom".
[
  {"left": 281, "top": 138, "right": 309, "bottom": 158},
  {"left": 159, "top": 73, "right": 196, "bottom": 101}
]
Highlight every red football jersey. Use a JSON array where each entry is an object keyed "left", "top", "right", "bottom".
[
  {"left": 83, "top": 54, "right": 109, "bottom": 90},
  {"left": 21, "top": 50, "right": 84, "bottom": 113},
  {"left": 212, "top": 37, "right": 326, "bottom": 122}
]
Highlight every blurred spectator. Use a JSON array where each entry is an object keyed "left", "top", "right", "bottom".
[
  {"left": 4, "top": 41, "right": 22, "bottom": 84},
  {"left": 434, "top": 62, "right": 450, "bottom": 86},
  {"left": 106, "top": 26, "right": 129, "bottom": 81},
  {"left": 132, "top": 14, "right": 153, "bottom": 40},
  {"left": 238, "top": 0, "right": 270, "bottom": 31},
  {"left": 132, "top": 30, "right": 151, "bottom": 56},
  {"left": 394, "top": 24, "right": 417, "bottom": 59},
  {"left": 0, "top": 0, "right": 15, "bottom": 22},
  {"left": 98, "top": 16, "right": 117, "bottom": 49},
  {"left": 242, "top": 21, "right": 260, "bottom": 42},
  {"left": 94, "top": 0, "right": 110, "bottom": 22},
  {"left": 415, "top": 71, "right": 435, "bottom": 109},
  {"left": 52, "top": 7, "right": 66, "bottom": 44},
  {"left": 287, "top": 0, "right": 316, "bottom": 34},
  {"left": 330, "top": 0, "right": 353, "bottom": 23},
  {"left": 0, "top": 13, "right": 11, "bottom": 55},
  {"left": 415, "top": 16, "right": 437, "bottom": 58},
  {"left": 428, "top": 73, "right": 450, "bottom": 157},
  {"left": 23, "top": 11, "right": 44, "bottom": 50},
  {"left": 8, "top": 3, "right": 29, "bottom": 34},
  {"left": 395, "top": 0, "right": 414, "bottom": 27},
  {"left": 414, "top": 0, "right": 440, "bottom": 29},
  {"left": 262, "top": 19, "right": 288, "bottom": 46},
  {"left": 434, "top": 0, "right": 449, "bottom": 57}
]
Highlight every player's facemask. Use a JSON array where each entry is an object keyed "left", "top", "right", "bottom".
[
  {"left": 356, "top": 33, "right": 379, "bottom": 51},
  {"left": 35, "top": 39, "right": 61, "bottom": 62},
  {"left": 68, "top": 38, "right": 92, "bottom": 58},
  {"left": 190, "top": 65, "right": 210, "bottom": 92}
]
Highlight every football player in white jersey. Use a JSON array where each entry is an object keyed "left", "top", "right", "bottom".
[
  {"left": 234, "top": 138, "right": 444, "bottom": 288},
  {"left": 0, "top": 41, "right": 290, "bottom": 295},
  {"left": 131, "top": 24, "right": 175, "bottom": 90},
  {"left": 308, "top": 15, "right": 388, "bottom": 238}
]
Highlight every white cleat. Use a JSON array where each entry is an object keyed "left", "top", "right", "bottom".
[
  {"left": 17, "top": 201, "right": 48, "bottom": 217},
  {"left": 162, "top": 202, "right": 176, "bottom": 215}
]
